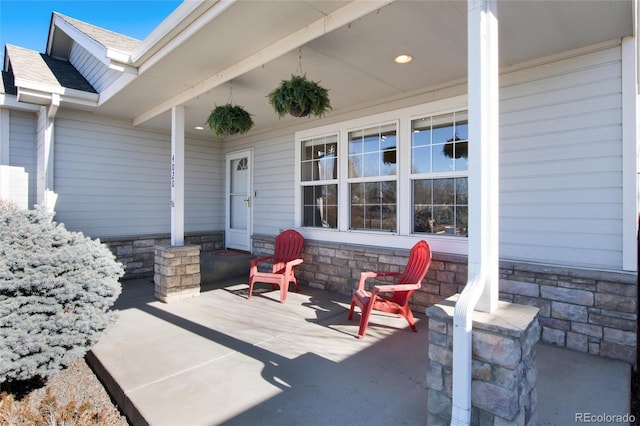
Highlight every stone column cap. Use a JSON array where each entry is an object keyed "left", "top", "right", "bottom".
[{"left": 426, "top": 294, "right": 539, "bottom": 338}]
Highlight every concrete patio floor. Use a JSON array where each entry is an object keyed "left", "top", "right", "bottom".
[{"left": 88, "top": 277, "right": 631, "bottom": 426}]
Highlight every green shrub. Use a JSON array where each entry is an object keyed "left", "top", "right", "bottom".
[{"left": 0, "top": 202, "right": 124, "bottom": 384}]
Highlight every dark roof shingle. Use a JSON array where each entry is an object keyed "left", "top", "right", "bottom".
[{"left": 5, "top": 44, "right": 96, "bottom": 93}]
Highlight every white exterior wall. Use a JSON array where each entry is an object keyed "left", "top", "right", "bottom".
[
  {"left": 241, "top": 43, "right": 626, "bottom": 271},
  {"left": 252, "top": 133, "right": 296, "bottom": 236},
  {"left": 53, "top": 110, "right": 223, "bottom": 238},
  {"left": 0, "top": 110, "right": 37, "bottom": 209},
  {"left": 500, "top": 45, "right": 623, "bottom": 269},
  {"left": 8, "top": 111, "right": 37, "bottom": 208},
  {"left": 223, "top": 133, "right": 296, "bottom": 237},
  {"left": 69, "top": 43, "right": 120, "bottom": 93}
]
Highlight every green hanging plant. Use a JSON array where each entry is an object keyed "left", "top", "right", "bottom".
[
  {"left": 267, "top": 74, "right": 332, "bottom": 118},
  {"left": 206, "top": 104, "right": 254, "bottom": 137}
]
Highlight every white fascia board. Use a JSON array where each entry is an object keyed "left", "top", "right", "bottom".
[
  {"left": 98, "top": 72, "right": 137, "bottom": 106},
  {"left": 134, "top": 0, "right": 392, "bottom": 127},
  {"left": 16, "top": 88, "right": 52, "bottom": 105},
  {"left": 60, "top": 87, "right": 99, "bottom": 107},
  {"left": 53, "top": 15, "right": 136, "bottom": 74},
  {"left": 135, "top": 0, "right": 236, "bottom": 73},
  {"left": 14, "top": 78, "right": 64, "bottom": 96},
  {"left": 105, "top": 48, "right": 136, "bottom": 74},
  {"left": 14, "top": 79, "right": 98, "bottom": 109},
  {"left": 3, "top": 49, "right": 9, "bottom": 73},
  {"left": 0, "top": 93, "right": 41, "bottom": 112},
  {"left": 53, "top": 15, "right": 109, "bottom": 66},
  {"left": 130, "top": 0, "right": 213, "bottom": 65}
]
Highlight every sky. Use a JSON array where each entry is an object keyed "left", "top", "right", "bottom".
[{"left": 0, "top": 0, "right": 183, "bottom": 53}]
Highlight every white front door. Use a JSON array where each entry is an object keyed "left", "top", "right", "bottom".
[{"left": 226, "top": 150, "right": 252, "bottom": 251}]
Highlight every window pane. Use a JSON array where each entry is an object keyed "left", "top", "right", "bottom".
[
  {"left": 302, "top": 144, "right": 314, "bottom": 161},
  {"left": 413, "top": 206, "right": 433, "bottom": 233},
  {"left": 453, "top": 145, "right": 468, "bottom": 171},
  {"left": 363, "top": 135, "right": 379, "bottom": 153},
  {"left": 455, "top": 120, "right": 468, "bottom": 141},
  {"left": 433, "top": 206, "right": 455, "bottom": 234},
  {"left": 456, "top": 178, "right": 468, "bottom": 204},
  {"left": 348, "top": 155, "right": 361, "bottom": 178},
  {"left": 432, "top": 113, "right": 455, "bottom": 144},
  {"left": 433, "top": 145, "right": 454, "bottom": 172},
  {"left": 301, "top": 135, "right": 338, "bottom": 182},
  {"left": 456, "top": 206, "right": 469, "bottom": 236},
  {"left": 413, "top": 179, "right": 432, "bottom": 204},
  {"left": 433, "top": 178, "right": 454, "bottom": 204},
  {"left": 363, "top": 152, "right": 379, "bottom": 177},
  {"left": 412, "top": 111, "right": 468, "bottom": 174},
  {"left": 348, "top": 124, "right": 397, "bottom": 178},
  {"left": 301, "top": 161, "right": 313, "bottom": 181},
  {"left": 412, "top": 146, "right": 430, "bottom": 174},
  {"left": 381, "top": 181, "right": 397, "bottom": 203},
  {"left": 382, "top": 203, "right": 397, "bottom": 231},
  {"left": 412, "top": 177, "right": 467, "bottom": 237},
  {"left": 350, "top": 181, "right": 396, "bottom": 232},
  {"left": 302, "top": 184, "right": 338, "bottom": 228}
]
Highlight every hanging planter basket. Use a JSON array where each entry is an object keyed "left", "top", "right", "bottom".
[
  {"left": 267, "top": 74, "right": 332, "bottom": 119},
  {"left": 206, "top": 104, "right": 254, "bottom": 137},
  {"left": 443, "top": 138, "right": 468, "bottom": 159}
]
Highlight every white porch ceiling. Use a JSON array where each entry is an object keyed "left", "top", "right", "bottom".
[{"left": 94, "top": 0, "right": 633, "bottom": 139}]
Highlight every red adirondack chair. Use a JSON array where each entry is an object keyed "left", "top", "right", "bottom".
[
  {"left": 348, "top": 240, "right": 432, "bottom": 338},
  {"left": 248, "top": 229, "right": 304, "bottom": 303}
]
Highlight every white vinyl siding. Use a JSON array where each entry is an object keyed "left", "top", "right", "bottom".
[
  {"left": 241, "top": 44, "right": 624, "bottom": 270},
  {"left": 53, "top": 111, "right": 222, "bottom": 238},
  {"left": 69, "top": 42, "right": 118, "bottom": 92},
  {"left": 8, "top": 111, "right": 37, "bottom": 208},
  {"left": 245, "top": 134, "right": 296, "bottom": 236},
  {"left": 185, "top": 137, "right": 224, "bottom": 232},
  {"left": 500, "top": 46, "right": 623, "bottom": 269}
]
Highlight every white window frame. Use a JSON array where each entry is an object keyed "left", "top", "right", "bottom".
[{"left": 294, "top": 95, "right": 469, "bottom": 255}]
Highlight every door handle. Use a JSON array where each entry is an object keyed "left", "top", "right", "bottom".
[{"left": 244, "top": 197, "right": 252, "bottom": 207}]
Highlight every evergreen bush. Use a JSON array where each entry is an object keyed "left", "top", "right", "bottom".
[{"left": 0, "top": 202, "right": 124, "bottom": 384}]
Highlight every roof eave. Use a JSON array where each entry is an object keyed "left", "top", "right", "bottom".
[
  {"left": 14, "top": 78, "right": 98, "bottom": 109},
  {"left": 130, "top": 0, "right": 233, "bottom": 67},
  {"left": 48, "top": 12, "right": 136, "bottom": 74}
]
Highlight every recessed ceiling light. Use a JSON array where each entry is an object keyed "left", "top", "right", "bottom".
[
  {"left": 394, "top": 54, "right": 413, "bottom": 64},
  {"left": 194, "top": 126, "right": 204, "bottom": 131}
]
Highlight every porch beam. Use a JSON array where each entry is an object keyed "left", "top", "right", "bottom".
[
  {"left": 133, "top": 0, "right": 392, "bottom": 127},
  {"left": 171, "top": 105, "right": 185, "bottom": 246}
]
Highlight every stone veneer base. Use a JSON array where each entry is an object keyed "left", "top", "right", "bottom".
[
  {"left": 426, "top": 295, "right": 540, "bottom": 426},
  {"left": 154, "top": 245, "right": 201, "bottom": 303},
  {"left": 253, "top": 233, "right": 635, "bottom": 365}
]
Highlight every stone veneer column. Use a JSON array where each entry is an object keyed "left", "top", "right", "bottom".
[
  {"left": 154, "top": 245, "right": 201, "bottom": 303},
  {"left": 426, "top": 295, "right": 540, "bottom": 426}
]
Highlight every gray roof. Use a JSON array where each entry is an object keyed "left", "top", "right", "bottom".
[
  {"left": 55, "top": 13, "right": 142, "bottom": 54},
  {"left": 5, "top": 44, "right": 96, "bottom": 93}
]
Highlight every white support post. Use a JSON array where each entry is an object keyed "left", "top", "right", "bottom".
[
  {"left": 468, "top": 0, "right": 499, "bottom": 314},
  {"left": 171, "top": 106, "right": 185, "bottom": 246},
  {"left": 622, "top": 36, "right": 639, "bottom": 272},
  {"left": 450, "top": 1, "right": 499, "bottom": 424}
]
